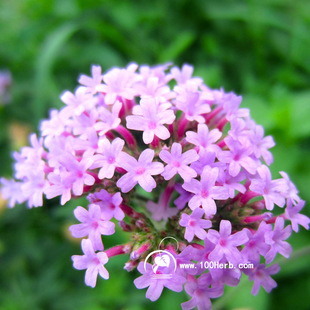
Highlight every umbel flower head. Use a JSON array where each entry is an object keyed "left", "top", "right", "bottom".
[{"left": 1, "top": 63, "right": 309, "bottom": 309}]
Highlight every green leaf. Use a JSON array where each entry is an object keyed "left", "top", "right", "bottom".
[
  {"left": 158, "top": 31, "right": 195, "bottom": 63},
  {"left": 289, "top": 91, "right": 310, "bottom": 139},
  {"left": 33, "top": 22, "right": 79, "bottom": 123}
]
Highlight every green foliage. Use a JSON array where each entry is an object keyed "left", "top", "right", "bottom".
[{"left": 0, "top": 0, "right": 309, "bottom": 309}]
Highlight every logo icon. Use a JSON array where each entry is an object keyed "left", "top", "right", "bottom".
[{"left": 144, "top": 237, "right": 179, "bottom": 278}]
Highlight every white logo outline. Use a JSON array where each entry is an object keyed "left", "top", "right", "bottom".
[{"left": 144, "top": 237, "right": 179, "bottom": 274}]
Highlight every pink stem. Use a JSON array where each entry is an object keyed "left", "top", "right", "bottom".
[
  {"left": 240, "top": 191, "right": 259, "bottom": 205},
  {"left": 130, "top": 242, "right": 151, "bottom": 260},
  {"left": 217, "top": 140, "right": 226, "bottom": 149},
  {"left": 190, "top": 243, "right": 204, "bottom": 250},
  {"left": 243, "top": 212, "right": 272, "bottom": 223},
  {"left": 150, "top": 135, "right": 160, "bottom": 149},
  {"left": 177, "top": 114, "right": 189, "bottom": 139},
  {"left": 205, "top": 106, "right": 223, "bottom": 123},
  {"left": 120, "top": 204, "right": 145, "bottom": 219},
  {"left": 168, "top": 123, "right": 174, "bottom": 135},
  {"left": 217, "top": 117, "right": 228, "bottom": 131},
  {"left": 105, "top": 245, "right": 127, "bottom": 258},
  {"left": 115, "top": 125, "right": 137, "bottom": 149},
  {"left": 266, "top": 216, "right": 279, "bottom": 224},
  {"left": 105, "top": 131, "right": 115, "bottom": 140},
  {"left": 124, "top": 99, "right": 134, "bottom": 112}
]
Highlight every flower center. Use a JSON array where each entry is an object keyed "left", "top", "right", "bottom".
[
  {"left": 189, "top": 220, "right": 196, "bottom": 227},
  {"left": 77, "top": 170, "right": 84, "bottom": 178},
  {"left": 107, "top": 156, "right": 115, "bottom": 164},
  {"left": 249, "top": 240, "right": 256, "bottom": 248},
  {"left": 233, "top": 154, "right": 241, "bottom": 161},
  {"left": 148, "top": 121, "right": 157, "bottom": 130},
  {"left": 92, "top": 221, "right": 99, "bottom": 229},
  {"left": 136, "top": 167, "right": 145, "bottom": 175},
  {"left": 201, "top": 190, "right": 209, "bottom": 198},
  {"left": 173, "top": 160, "right": 181, "bottom": 167},
  {"left": 93, "top": 257, "right": 100, "bottom": 265},
  {"left": 219, "top": 238, "right": 227, "bottom": 246}
]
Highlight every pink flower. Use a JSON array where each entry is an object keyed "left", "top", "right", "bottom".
[
  {"left": 117, "top": 149, "right": 164, "bottom": 193},
  {"left": 78, "top": 65, "right": 103, "bottom": 95},
  {"left": 284, "top": 200, "right": 310, "bottom": 232},
  {"left": 146, "top": 185, "right": 178, "bottom": 221},
  {"left": 159, "top": 143, "right": 199, "bottom": 182},
  {"left": 88, "top": 189, "right": 124, "bottom": 221},
  {"left": 134, "top": 262, "right": 186, "bottom": 302},
  {"left": 90, "top": 137, "right": 125, "bottom": 179},
  {"left": 97, "top": 63, "right": 138, "bottom": 105},
  {"left": 264, "top": 217, "right": 292, "bottom": 264},
  {"left": 250, "top": 165, "right": 287, "bottom": 211},
  {"left": 72, "top": 239, "right": 109, "bottom": 287},
  {"left": 179, "top": 208, "right": 212, "bottom": 242},
  {"left": 217, "top": 136, "right": 258, "bottom": 177},
  {"left": 206, "top": 220, "right": 249, "bottom": 265},
  {"left": 69, "top": 204, "right": 115, "bottom": 251},
  {"left": 126, "top": 97, "right": 175, "bottom": 144},
  {"left": 183, "top": 166, "right": 229, "bottom": 216},
  {"left": 186, "top": 124, "right": 222, "bottom": 154},
  {"left": 244, "top": 264, "right": 280, "bottom": 296},
  {"left": 182, "top": 274, "right": 224, "bottom": 310}
]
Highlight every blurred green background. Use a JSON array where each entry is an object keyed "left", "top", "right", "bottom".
[{"left": 0, "top": 0, "right": 310, "bottom": 309}]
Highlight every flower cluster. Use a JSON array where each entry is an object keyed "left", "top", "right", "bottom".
[
  {"left": 1, "top": 63, "right": 309, "bottom": 309},
  {"left": 0, "top": 70, "right": 12, "bottom": 105}
]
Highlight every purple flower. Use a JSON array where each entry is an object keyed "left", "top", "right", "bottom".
[
  {"left": 134, "top": 262, "right": 186, "bottom": 301},
  {"left": 168, "top": 64, "right": 203, "bottom": 86},
  {"left": 94, "top": 100, "right": 122, "bottom": 136},
  {"left": 250, "top": 165, "right": 287, "bottom": 211},
  {"left": 78, "top": 65, "right": 103, "bottom": 95},
  {"left": 88, "top": 189, "right": 124, "bottom": 221},
  {"left": 61, "top": 87, "right": 95, "bottom": 117},
  {"left": 264, "top": 217, "right": 292, "bottom": 264},
  {"left": 181, "top": 274, "right": 224, "bottom": 310},
  {"left": 183, "top": 166, "right": 229, "bottom": 217},
  {"left": 250, "top": 124, "right": 275, "bottom": 165},
  {"left": 190, "top": 149, "right": 225, "bottom": 176},
  {"left": 72, "top": 239, "right": 109, "bottom": 287},
  {"left": 117, "top": 149, "right": 164, "bottom": 193},
  {"left": 159, "top": 143, "right": 198, "bottom": 182},
  {"left": 284, "top": 200, "right": 310, "bottom": 232},
  {"left": 174, "top": 183, "right": 193, "bottom": 210},
  {"left": 45, "top": 153, "right": 95, "bottom": 205},
  {"left": 174, "top": 87, "right": 211, "bottom": 123},
  {"left": 244, "top": 264, "right": 280, "bottom": 295},
  {"left": 147, "top": 185, "right": 178, "bottom": 221},
  {"left": 135, "top": 75, "right": 174, "bottom": 103},
  {"left": 97, "top": 63, "right": 138, "bottom": 105},
  {"left": 179, "top": 208, "right": 212, "bottom": 242},
  {"left": 126, "top": 97, "right": 175, "bottom": 144},
  {"left": 186, "top": 124, "right": 222, "bottom": 154},
  {"left": 21, "top": 171, "right": 47, "bottom": 208},
  {"left": 90, "top": 137, "right": 125, "bottom": 179},
  {"left": 206, "top": 220, "right": 248, "bottom": 265},
  {"left": 217, "top": 169, "right": 246, "bottom": 198},
  {"left": 217, "top": 137, "right": 258, "bottom": 177},
  {"left": 0, "top": 178, "right": 26, "bottom": 208},
  {"left": 279, "top": 171, "right": 301, "bottom": 205},
  {"left": 208, "top": 258, "right": 242, "bottom": 287},
  {"left": 70, "top": 204, "right": 115, "bottom": 251},
  {"left": 40, "top": 111, "right": 69, "bottom": 145},
  {"left": 242, "top": 221, "right": 272, "bottom": 264}
]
